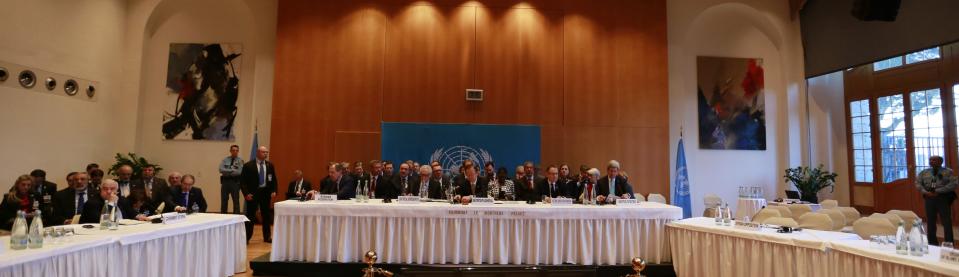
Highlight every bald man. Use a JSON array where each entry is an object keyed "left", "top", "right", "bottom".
[{"left": 241, "top": 146, "right": 277, "bottom": 243}]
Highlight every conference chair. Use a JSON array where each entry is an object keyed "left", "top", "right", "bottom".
[
  {"left": 751, "top": 208, "right": 781, "bottom": 223},
  {"left": 868, "top": 213, "right": 903, "bottom": 229},
  {"left": 634, "top": 193, "right": 646, "bottom": 202},
  {"left": 852, "top": 217, "right": 897, "bottom": 239},
  {"left": 798, "top": 212, "right": 834, "bottom": 231},
  {"left": 886, "top": 210, "right": 919, "bottom": 231},
  {"left": 837, "top": 207, "right": 861, "bottom": 226},
  {"left": 647, "top": 193, "right": 666, "bottom": 204},
  {"left": 787, "top": 204, "right": 813, "bottom": 221},
  {"left": 762, "top": 217, "right": 799, "bottom": 228},
  {"left": 820, "top": 199, "right": 839, "bottom": 209},
  {"left": 817, "top": 209, "right": 847, "bottom": 231},
  {"left": 767, "top": 205, "right": 793, "bottom": 219}
]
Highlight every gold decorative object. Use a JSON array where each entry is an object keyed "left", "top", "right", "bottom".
[
  {"left": 361, "top": 250, "right": 393, "bottom": 277},
  {"left": 625, "top": 257, "right": 646, "bottom": 277}
]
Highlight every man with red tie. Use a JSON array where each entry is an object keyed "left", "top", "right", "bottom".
[
  {"left": 368, "top": 160, "right": 396, "bottom": 199},
  {"left": 578, "top": 168, "right": 601, "bottom": 204}
]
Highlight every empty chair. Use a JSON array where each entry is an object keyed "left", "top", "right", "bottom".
[
  {"left": 852, "top": 217, "right": 897, "bottom": 239},
  {"left": 762, "top": 217, "right": 799, "bottom": 228},
  {"left": 886, "top": 210, "right": 919, "bottom": 230},
  {"left": 820, "top": 199, "right": 839, "bottom": 209},
  {"left": 751, "top": 208, "right": 782, "bottom": 223},
  {"left": 817, "top": 209, "right": 847, "bottom": 231},
  {"left": 798, "top": 212, "right": 834, "bottom": 231},
  {"left": 868, "top": 213, "right": 903, "bottom": 229},
  {"left": 704, "top": 193, "right": 722, "bottom": 209},
  {"left": 767, "top": 205, "right": 793, "bottom": 219},
  {"left": 635, "top": 193, "right": 646, "bottom": 202},
  {"left": 647, "top": 193, "right": 666, "bottom": 204},
  {"left": 837, "top": 207, "right": 861, "bottom": 226},
  {"left": 787, "top": 204, "right": 813, "bottom": 221}
]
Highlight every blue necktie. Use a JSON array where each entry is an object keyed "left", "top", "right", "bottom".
[
  {"left": 76, "top": 192, "right": 85, "bottom": 214},
  {"left": 181, "top": 192, "right": 189, "bottom": 206},
  {"left": 259, "top": 161, "right": 266, "bottom": 188}
]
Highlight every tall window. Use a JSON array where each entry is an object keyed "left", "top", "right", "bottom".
[
  {"left": 850, "top": 99, "right": 873, "bottom": 182},
  {"left": 910, "top": 89, "right": 945, "bottom": 172},
  {"left": 878, "top": 95, "right": 908, "bottom": 182},
  {"left": 873, "top": 47, "right": 941, "bottom": 71}
]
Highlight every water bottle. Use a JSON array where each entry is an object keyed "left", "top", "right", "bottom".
[
  {"left": 191, "top": 202, "right": 200, "bottom": 214},
  {"left": 100, "top": 201, "right": 119, "bottom": 230},
  {"left": 909, "top": 220, "right": 922, "bottom": 256},
  {"left": 917, "top": 218, "right": 928, "bottom": 254},
  {"left": 9, "top": 211, "right": 28, "bottom": 250},
  {"left": 714, "top": 204, "right": 723, "bottom": 225},
  {"left": 722, "top": 202, "right": 732, "bottom": 226},
  {"left": 895, "top": 222, "right": 907, "bottom": 255},
  {"left": 27, "top": 210, "right": 43, "bottom": 249}
]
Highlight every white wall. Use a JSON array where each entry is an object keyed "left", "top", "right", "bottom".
[
  {"left": 0, "top": 0, "right": 133, "bottom": 191},
  {"left": 807, "top": 71, "right": 851, "bottom": 206},
  {"left": 126, "top": 0, "right": 277, "bottom": 212},
  {"left": 668, "top": 0, "right": 810, "bottom": 215}
]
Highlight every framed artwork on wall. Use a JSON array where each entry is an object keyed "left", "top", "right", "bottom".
[
  {"left": 162, "top": 43, "right": 242, "bottom": 141},
  {"left": 696, "top": 56, "right": 766, "bottom": 150}
]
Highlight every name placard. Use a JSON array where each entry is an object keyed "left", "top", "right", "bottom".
[
  {"left": 314, "top": 194, "right": 337, "bottom": 203},
  {"left": 616, "top": 198, "right": 638, "bottom": 205},
  {"left": 550, "top": 198, "right": 573, "bottom": 206},
  {"left": 941, "top": 248, "right": 959, "bottom": 264},
  {"left": 734, "top": 220, "right": 761, "bottom": 231},
  {"left": 471, "top": 197, "right": 494, "bottom": 206},
  {"left": 161, "top": 212, "right": 186, "bottom": 225},
  {"left": 397, "top": 195, "right": 421, "bottom": 204}
]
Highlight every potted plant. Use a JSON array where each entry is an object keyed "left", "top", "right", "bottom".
[
  {"left": 783, "top": 164, "right": 837, "bottom": 204},
  {"left": 108, "top": 153, "right": 162, "bottom": 179}
]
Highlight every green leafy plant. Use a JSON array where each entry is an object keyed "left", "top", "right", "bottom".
[
  {"left": 108, "top": 153, "right": 162, "bottom": 179},
  {"left": 783, "top": 164, "right": 837, "bottom": 203}
]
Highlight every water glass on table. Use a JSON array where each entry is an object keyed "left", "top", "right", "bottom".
[{"left": 942, "top": 242, "right": 954, "bottom": 249}]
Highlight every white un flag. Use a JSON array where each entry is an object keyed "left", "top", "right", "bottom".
[{"left": 673, "top": 138, "right": 692, "bottom": 218}]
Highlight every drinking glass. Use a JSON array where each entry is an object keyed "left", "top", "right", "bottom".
[{"left": 943, "top": 242, "right": 955, "bottom": 249}]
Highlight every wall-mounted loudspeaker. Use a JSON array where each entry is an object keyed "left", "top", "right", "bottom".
[
  {"left": 18, "top": 70, "right": 36, "bottom": 89},
  {"left": 0, "top": 67, "right": 8, "bottom": 82},
  {"left": 64, "top": 79, "right": 78, "bottom": 96},
  {"left": 466, "top": 89, "right": 484, "bottom": 101},
  {"left": 86, "top": 84, "right": 96, "bottom": 99},
  {"left": 44, "top": 77, "right": 57, "bottom": 91},
  {"left": 851, "top": 0, "right": 902, "bottom": 21},
  {"left": 0, "top": 60, "right": 99, "bottom": 102}
]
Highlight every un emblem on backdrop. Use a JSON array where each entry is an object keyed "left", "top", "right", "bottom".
[{"left": 430, "top": 146, "right": 492, "bottom": 175}]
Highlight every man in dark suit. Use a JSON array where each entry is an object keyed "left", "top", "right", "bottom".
[
  {"left": 391, "top": 163, "right": 417, "bottom": 196},
  {"left": 596, "top": 160, "right": 633, "bottom": 204},
  {"left": 318, "top": 163, "right": 355, "bottom": 200},
  {"left": 79, "top": 179, "right": 136, "bottom": 224},
  {"left": 352, "top": 161, "right": 371, "bottom": 183},
  {"left": 285, "top": 170, "right": 312, "bottom": 200},
  {"left": 514, "top": 165, "right": 540, "bottom": 202},
  {"left": 171, "top": 174, "right": 208, "bottom": 213},
  {"left": 52, "top": 172, "right": 96, "bottom": 225},
  {"left": 131, "top": 165, "right": 171, "bottom": 208},
  {"left": 241, "top": 146, "right": 277, "bottom": 243},
  {"left": 368, "top": 160, "right": 396, "bottom": 199},
  {"left": 411, "top": 165, "right": 443, "bottom": 199},
  {"left": 537, "top": 165, "right": 566, "bottom": 200},
  {"left": 431, "top": 164, "right": 452, "bottom": 198},
  {"left": 454, "top": 165, "right": 488, "bottom": 202},
  {"left": 30, "top": 169, "right": 58, "bottom": 223}
]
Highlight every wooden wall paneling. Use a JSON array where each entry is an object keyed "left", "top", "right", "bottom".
[
  {"left": 473, "top": 7, "right": 521, "bottom": 124},
  {"left": 381, "top": 5, "right": 476, "bottom": 124},
  {"left": 562, "top": 5, "right": 618, "bottom": 127},
  {"left": 539, "top": 125, "right": 566, "bottom": 168},
  {"left": 333, "top": 131, "right": 383, "bottom": 165},
  {"left": 558, "top": 125, "right": 669, "bottom": 195},
  {"left": 614, "top": 0, "right": 668, "bottom": 128}
]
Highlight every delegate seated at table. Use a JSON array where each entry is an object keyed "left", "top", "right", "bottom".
[{"left": 452, "top": 165, "right": 488, "bottom": 204}]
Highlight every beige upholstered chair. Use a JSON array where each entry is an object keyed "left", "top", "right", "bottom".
[
  {"left": 635, "top": 193, "right": 646, "bottom": 201},
  {"left": 820, "top": 199, "right": 839, "bottom": 209},
  {"left": 763, "top": 217, "right": 799, "bottom": 228},
  {"left": 767, "top": 206, "right": 793, "bottom": 219},
  {"left": 788, "top": 204, "right": 813, "bottom": 221},
  {"left": 817, "top": 209, "right": 847, "bottom": 231},
  {"left": 852, "top": 217, "right": 897, "bottom": 239},
  {"left": 869, "top": 213, "right": 903, "bottom": 229},
  {"left": 837, "top": 207, "right": 861, "bottom": 226},
  {"left": 886, "top": 210, "right": 919, "bottom": 230},
  {"left": 704, "top": 193, "right": 722, "bottom": 209},
  {"left": 751, "top": 208, "right": 782, "bottom": 223},
  {"left": 647, "top": 193, "right": 667, "bottom": 204},
  {"left": 798, "top": 212, "right": 834, "bottom": 231}
]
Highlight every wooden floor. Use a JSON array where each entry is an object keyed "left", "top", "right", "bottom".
[{"left": 233, "top": 224, "right": 271, "bottom": 277}]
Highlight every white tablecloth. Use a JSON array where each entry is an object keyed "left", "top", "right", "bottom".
[
  {"left": 667, "top": 217, "right": 959, "bottom": 277},
  {"left": 272, "top": 200, "right": 683, "bottom": 265},
  {"left": 735, "top": 198, "right": 767, "bottom": 220},
  {"left": 0, "top": 213, "right": 247, "bottom": 277}
]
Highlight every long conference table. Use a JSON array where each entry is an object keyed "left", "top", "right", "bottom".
[
  {"left": 271, "top": 199, "right": 684, "bottom": 265},
  {"left": 667, "top": 217, "right": 959, "bottom": 277},
  {"left": 0, "top": 213, "right": 247, "bottom": 277}
]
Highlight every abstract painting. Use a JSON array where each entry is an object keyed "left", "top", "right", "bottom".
[
  {"left": 163, "top": 43, "right": 242, "bottom": 141},
  {"left": 697, "top": 56, "right": 766, "bottom": 150}
]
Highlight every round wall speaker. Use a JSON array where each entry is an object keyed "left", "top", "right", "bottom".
[
  {"left": 44, "top": 77, "right": 57, "bottom": 91},
  {"left": 64, "top": 79, "right": 79, "bottom": 96},
  {"left": 0, "top": 67, "right": 8, "bottom": 82},
  {"left": 18, "top": 70, "right": 36, "bottom": 88},
  {"left": 86, "top": 84, "right": 96, "bottom": 98}
]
